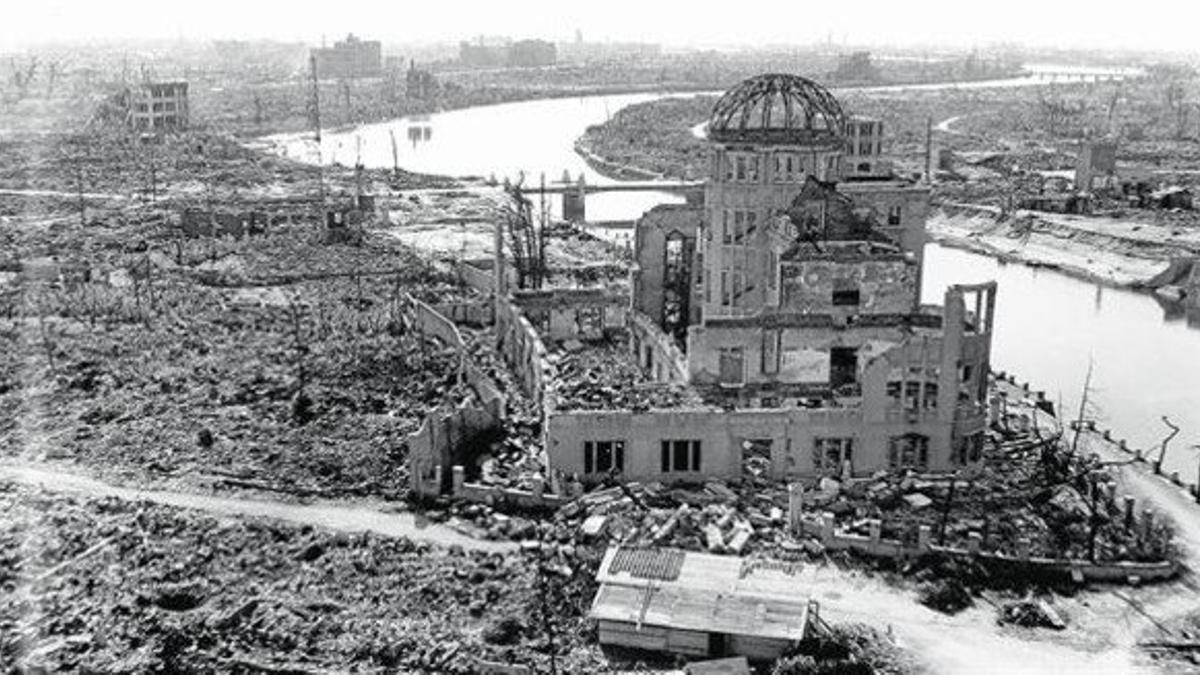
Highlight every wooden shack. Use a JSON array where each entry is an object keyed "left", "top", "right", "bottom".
[{"left": 589, "top": 546, "right": 824, "bottom": 662}]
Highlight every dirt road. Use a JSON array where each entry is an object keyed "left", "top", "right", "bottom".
[{"left": 0, "top": 462, "right": 516, "bottom": 554}]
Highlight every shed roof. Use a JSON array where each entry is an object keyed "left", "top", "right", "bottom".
[
  {"left": 591, "top": 547, "right": 815, "bottom": 640},
  {"left": 591, "top": 582, "right": 811, "bottom": 641}
]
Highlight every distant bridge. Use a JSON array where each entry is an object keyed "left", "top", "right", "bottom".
[
  {"left": 514, "top": 178, "right": 704, "bottom": 221},
  {"left": 514, "top": 180, "right": 703, "bottom": 196},
  {"left": 1028, "top": 69, "right": 1140, "bottom": 83}
]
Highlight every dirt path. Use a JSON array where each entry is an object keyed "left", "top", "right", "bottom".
[
  {"left": 0, "top": 187, "right": 128, "bottom": 200},
  {"left": 935, "top": 114, "right": 970, "bottom": 135},
  {"left": 0, "top": 462, "right": 516, "bottom": 554}
]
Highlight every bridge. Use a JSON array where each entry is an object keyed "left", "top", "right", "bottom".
[
  {"left": 514, "top": 179, "right": 703, "bottom": 196},
  {"left": 513, "top": 176, "right": 705, "bottom": 221},
  {"left": 1028, "top": 69, "right": 1141, "bottom": 83}
]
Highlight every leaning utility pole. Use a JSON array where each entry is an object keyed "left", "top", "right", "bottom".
[
  {"left": 1155, "top": 416, "right": 1180, "bottom": 475},
  {"left": 1070, "top": 358, "right": 1095, "bottom": 457}
]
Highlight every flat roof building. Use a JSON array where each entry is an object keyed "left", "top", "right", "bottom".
[{"left": 312, "top": 34, "right": 382, "bottom": 80}]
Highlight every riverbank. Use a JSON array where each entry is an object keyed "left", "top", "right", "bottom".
[{"left": 928, "top": 204, "right": 1200, "bottom": 288}]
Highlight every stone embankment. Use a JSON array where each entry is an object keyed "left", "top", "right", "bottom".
[{"left": 928, "top": 203, "right": 1200, "bottom": 288}]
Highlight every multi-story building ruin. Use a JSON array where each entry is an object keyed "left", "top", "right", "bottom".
[
  {"left": 312, "top": 34, "right": 382, "bottom": 79},
  {"left": 126, "top": 81, "right": 189, "bottom": 132},
  {"left": 410, "top": 74, "right": 999, "bottom": 499}
]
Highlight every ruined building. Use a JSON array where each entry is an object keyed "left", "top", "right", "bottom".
[
  {"left": 831, "top": 51, "right": 881, "bottom": 83},
  {"left": 459, "top": 36, "right": 557, "bottom": 68},
  {"left": 312, "top": 34, "right": 382, "bottom": 79},
  {"left": 410, "top": 74, "right": 1000, "bottom": 502},
  {"left": 405, "top": 60, "right": 438, "bottom": 100},
  {"left": 126, "top": 81, "right": 188, "bottom": 132}
]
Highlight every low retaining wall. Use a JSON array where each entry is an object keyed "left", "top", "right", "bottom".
[
  {"left": 454, "top": 473, "right": 570, "bottom": 510},
  {"left": 803, "top": 513, "right": 1177, "bottom": 584}
]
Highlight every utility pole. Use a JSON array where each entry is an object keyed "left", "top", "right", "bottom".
[
  {"left": 538, "top": 173, "right": 548, "bottom": 290},
  {"left": 1070, "top": 358, "right": 1094, "bottom": 458},
  {"left": 536, "top": 557, "right": 560, "bottom": 675},
  {"left": 75, "top": 156, "right": 86, "bottom": 226},
  {"left": 924, "top": 116, "right": 934, "bottom": 184},
  {"left": 309, "top": 54, "right": 326, "bottom": 205},
  {"left": 354, "top": 134, "right": 363, "bottom": 203},
  {"left": 1194, "top": 445, "right": 1200, "bottom": 504},
  {"left": 1155, "top": 416, "right": 1180, "bottom": 475},
  {"left": 389, "top": 129, "right": 399, "bottom": 176},
  {"left": 938, "top": 471, "right": 958, "bottom": 546}
]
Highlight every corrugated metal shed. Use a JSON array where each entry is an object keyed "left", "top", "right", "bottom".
[
  {"left": 590, "top": 546, "right": 817, "bottom": 649},
  {"left": 591, "top": 582, "right": 810, "bottom": 641}
]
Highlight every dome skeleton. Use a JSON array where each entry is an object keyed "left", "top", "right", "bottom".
[{"left": 708, "top": 73, "right": 847, "bottom": 142}]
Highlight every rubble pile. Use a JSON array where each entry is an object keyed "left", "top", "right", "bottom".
[
  {"left": 999, "top": 598, "right": 1068, "bottom": 630},
  {"left": 0, "top": 482, "right": 603, "bottom": 673},
  {"left": 552, "top": 338, "right": 704, "bottom": 412},
  {"left": 456, "top": 328, "right": 547, "bottom": 492},
  {"left": 772, "top": 622, "right": 923, "bottom": 675},
  {"left": 439, "top": 406, "right": 1175, "bottom": 584}
]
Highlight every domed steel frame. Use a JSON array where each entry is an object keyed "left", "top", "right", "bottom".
[{"left": 708, "top": 73, "right": 847, "bottom": 144}]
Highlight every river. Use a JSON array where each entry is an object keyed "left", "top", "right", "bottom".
[{"left": 264, "top": 67, "right": 1198, "bottom": 477}]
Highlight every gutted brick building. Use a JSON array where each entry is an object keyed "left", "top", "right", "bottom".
[{"left": 531, "top": 74, "right": 996, "bottom": 487}]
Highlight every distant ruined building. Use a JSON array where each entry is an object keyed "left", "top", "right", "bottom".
[
  {"left": 311, "top": 34, "right": 383, "bottom": 79},
  {"left": 832, "top": 52, "right": 881, "bottom": 83},
  {"left": 458, "top": 36, "right": 557, "bottom": 69},
  {"left": 123, "top": 81, "right": 189, "bottom": 133}
]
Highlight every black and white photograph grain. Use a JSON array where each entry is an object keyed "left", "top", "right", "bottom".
[{"left": 2, "top": 2, "right": 1200, "bottom": 673}]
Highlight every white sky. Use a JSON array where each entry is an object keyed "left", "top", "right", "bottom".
[{"left": 2, "top": 0, "right": 1196, "bottom": 54}]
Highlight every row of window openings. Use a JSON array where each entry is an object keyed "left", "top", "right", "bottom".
[
  {"left": 846, "top": 139, "right": 883, "bottom": 156},
  {"left": 717, "top": 207, "right": 903, "bottom": 242},
  {"left": 711, "top": 272, "right": 857, "bottom": 309},
  {"left": 723, "top": 154, "right": 836, "bottom": 183},
  {"left": 717, "top": 344, "right": 858, "bottom": 385},
  {"left": 582, "top": 440, "right": 701, "bottom": 474},
  {"left": 587, "top": 435, "right": 942, "bottom": 475},
  {"left": 886, "top": 381, "right": 940, "bottom": 410},
  {"left": 136, "top": 102, "right": 179, "bottom": 113}
]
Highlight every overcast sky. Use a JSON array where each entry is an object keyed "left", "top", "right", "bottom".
[{"left": 2, "top": 0, "right": 1194, "bottom": 54}]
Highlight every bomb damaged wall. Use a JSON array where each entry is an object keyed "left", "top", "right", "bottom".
[
  {"left": 546, "top": 287, "right": 995, "bottom": 485},
  {"left": 779, "top": 256, "right": 919, "bottom": 315}
]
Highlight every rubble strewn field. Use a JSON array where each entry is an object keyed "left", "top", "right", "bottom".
[
  {"left": 0, "top": 481, "right": 604, "bottom": 673},
  {"left": 0, "top": 122, "right": 494, "bottom": 499},
  {"left": 2, "top": 227, "right": 482, "bottom": 497}
]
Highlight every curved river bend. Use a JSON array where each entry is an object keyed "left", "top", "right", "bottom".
[{"left": 266, "top": 71, "right": 1199, "bottom": 477}]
